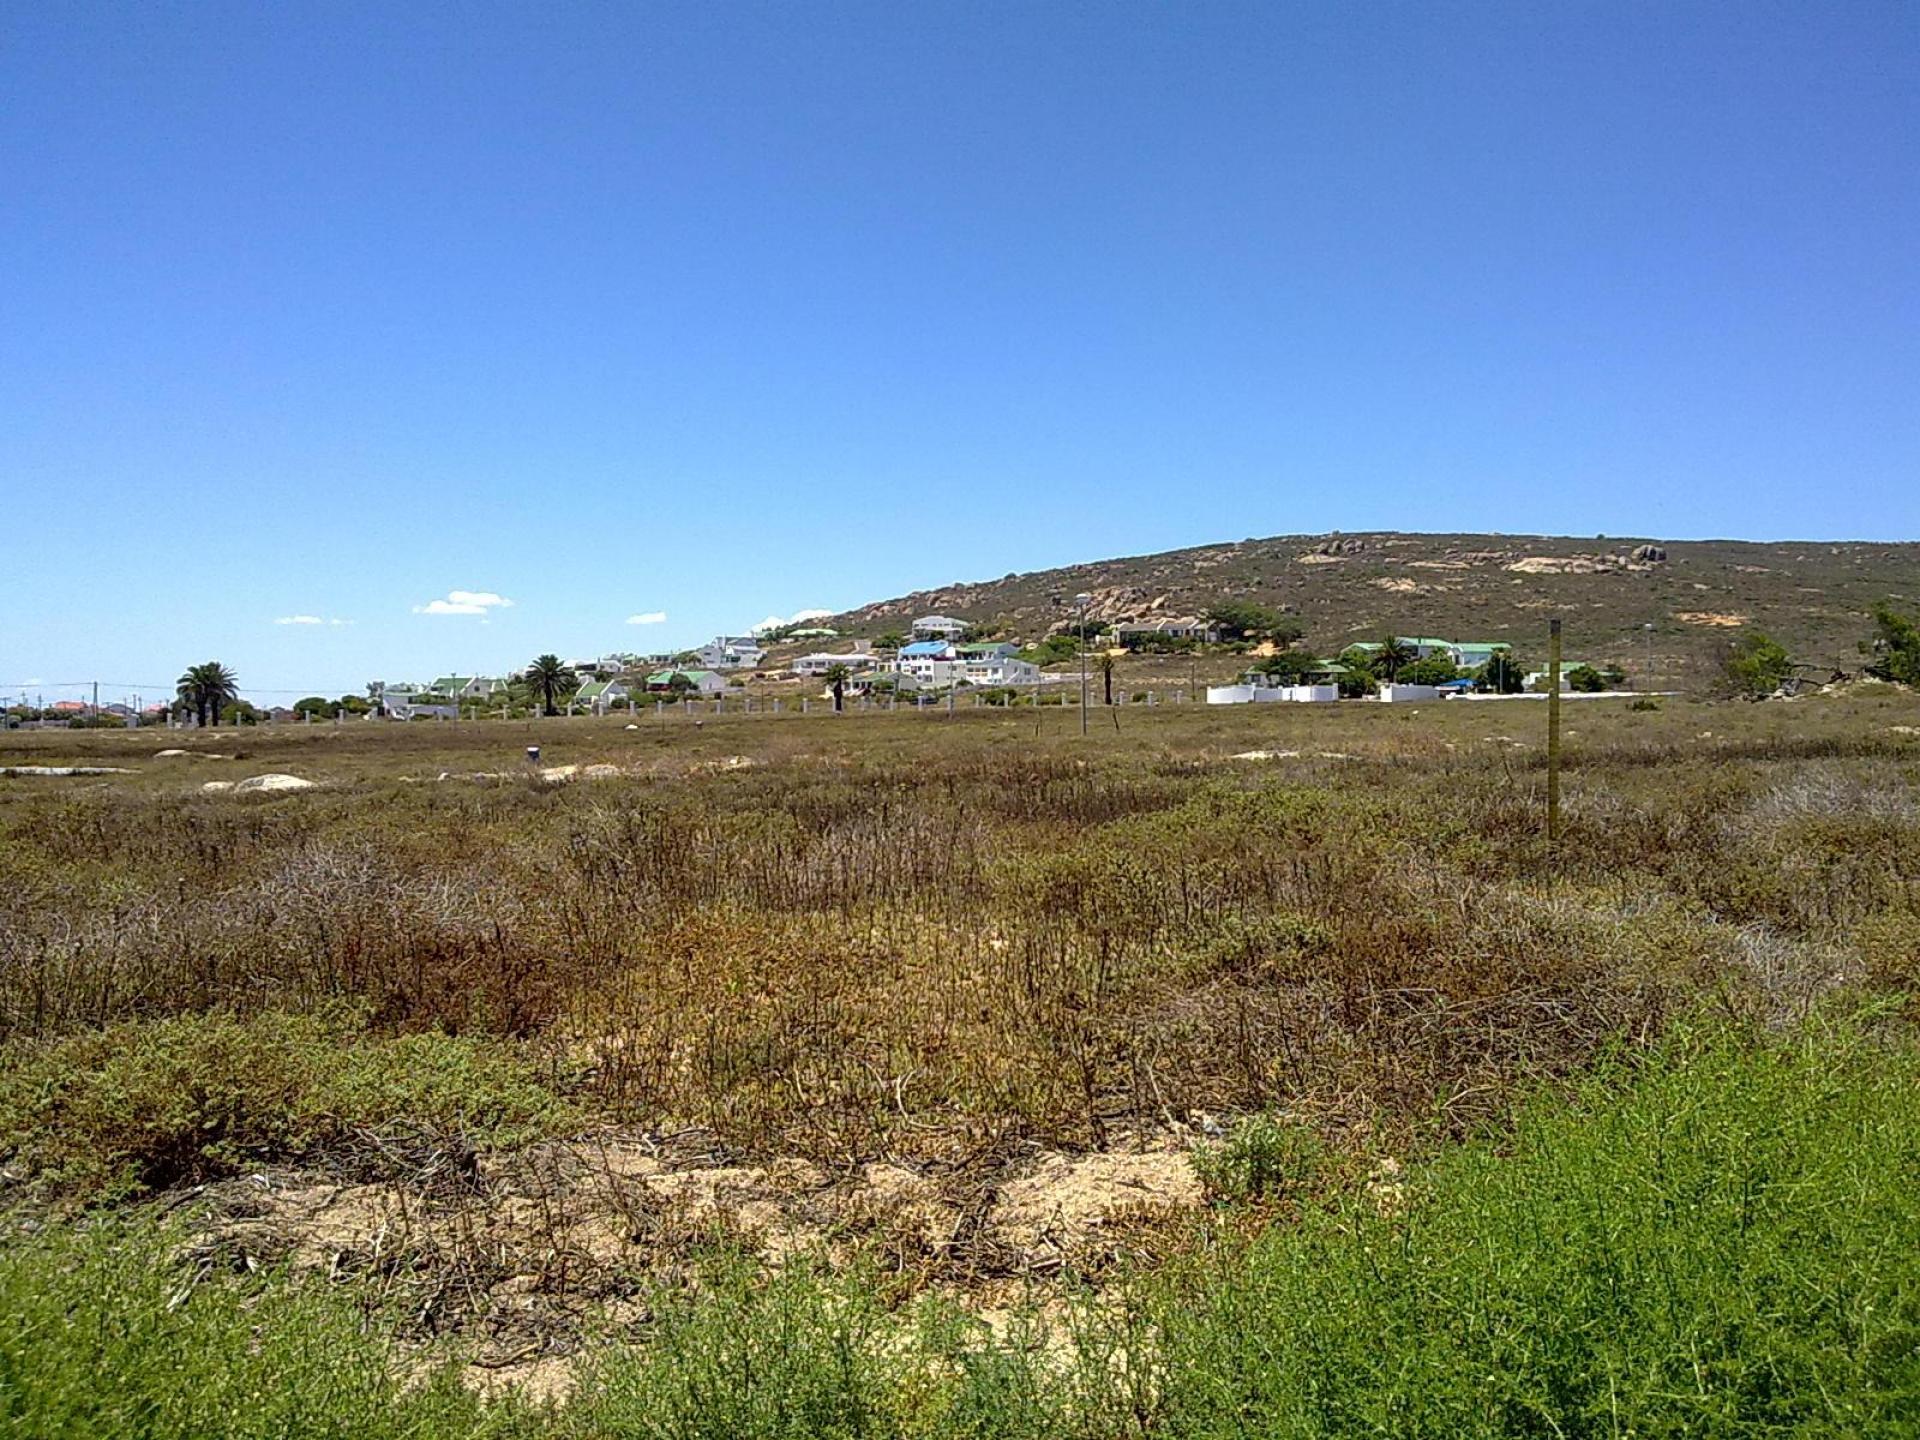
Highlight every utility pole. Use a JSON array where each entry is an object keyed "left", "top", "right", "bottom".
[
  {"left": 1547, "top": 619, "right": 1563, "bottom": 853},
  {"left": 92, "top": 680, "right": 98, "bottom": 718},
  {"left": 1643, "top": 622, "right": 1655, "bottom": 693},
  {"left": 1075, "top": 592, "right": 1091, "bottom": 735}
]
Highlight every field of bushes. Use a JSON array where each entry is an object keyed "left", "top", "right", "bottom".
[{"left": 3, "top": 691, "right": 1918, "bottom": 1435}]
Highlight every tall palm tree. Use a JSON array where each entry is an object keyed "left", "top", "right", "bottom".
[
  {"left": 176, "top": 662, "right": 239, "bottom": 728},
  {"left": 524, "top": 655, "right": 576, "bottom": 717},
  {"left": 823, "top": 663, "right": 851, "bottom": 713},
  {"left": 1375, "top": 635, "right": 1417, "bottom": 682},
  {"left": 1098, "top": 650, "right": 1117, "bottom": 706}
]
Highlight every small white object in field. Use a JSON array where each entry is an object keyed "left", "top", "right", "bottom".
[
  {"left": 582, "top": 763, "right": 621, "bottom": 779},
  {"left": 539, "top": 765, "right": 579, "bottom": 782},
  {"left": 624, "top": 723, "right": 639, "bottom": 731},
  {"left": 234, "top": 773, "right": 315, "bottom": 793},
  {"left": 1, "top": 765, "right": 137, "bottom": 776},
  {"left": 201, "top": 780, "right": 235, "bottom": 792}
]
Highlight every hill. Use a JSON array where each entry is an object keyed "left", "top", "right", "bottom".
[{"left": 815, "top": 532, "right": 1918, "bottom": 679}]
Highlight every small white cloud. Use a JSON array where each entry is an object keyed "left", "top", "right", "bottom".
[
  {"left": 626, "top": 611, "right": 668, "bottom": 626},
  {"left": 275, "top": 614, "right": 324, "bottom": 626},
  {"left": 328, "top": 618, "right": 353, "bottom": 627},
  {"left": 414, "top": 589, "right": 513, "bottom": 616},
  {"left": 21, "top": 677, "right": 43, "bottom": 687}
]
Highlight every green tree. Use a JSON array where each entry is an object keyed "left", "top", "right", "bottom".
[
  {"left": 1098, "top": 650, "right": 1117, "bottom": 705},
  {"left": 874, "top": 629, "right": 907, "bottom": 652},
  {"left": 1370, "top": 636, "right": 1417, "bottom": 681},
  {"left": 524, "top": 655, "right": 576, "bottom": 717},
  {"left": 1566, "top": 665, "right": 1607, "bottom": 693},
  {"left": 175, "top": 662, "right": 239, "bottom": 729},
  {"left": 293, "top": 696, "right": 335, "bottom": 721},
  {"left": 1475, "top": 652, "right": 1524, "bottom": 694},
  {"left": 1398, "top": 655, "right": 1461, "bottom": 686},
  {"left": 1250, "top": 649, "right": 1321, "bottom": 683},
  {"left": 1723, "top": 632, "right": 1793, "bottom": 698},
  {"left": 336, "top": 694, "right": 372, "bottom": 716},
  {"left": 1204, "top": 601, "right": 1303, "bottom": 646},
  {"left": 824, "top": 663, "right": 851, "bottom": 713},
  {"left": 1862, "top": 603, "right": 1920, "bottom": 685}
]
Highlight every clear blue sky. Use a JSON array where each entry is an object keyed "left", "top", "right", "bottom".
[{"left": 4, "top": 1, "right": 1915, "bottom": 702}]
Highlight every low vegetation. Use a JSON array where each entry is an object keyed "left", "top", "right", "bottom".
[{"left": 1, "top": 693, "right": 1917, "bottom": 1430}]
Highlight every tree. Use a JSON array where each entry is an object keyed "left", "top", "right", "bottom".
[
  {"left": 293, "top": 696, "right": 335, "bottom": 721},
  {"left": 1204, "top": 601, "right": 1303, "bottom": 646},
  {"left": 874, "top": 629, "right": 907, "bottom": 652},
  {"left": 524, "top": 655, "right": 576, "bottom": 717},
  {"left": 1475, "top": 652, "right": 1524, "bottom": 694},
  {"left": 1371, "top": 636, "right": 1417, "bottom": 681},
  {"left": 1723, "top": 632, "right": 1793, "bottom": 698},
  {"left": 1862, "top": 603, "right": 1920, "bottom": 685},
  {"left": 336, "top": 694, "right": 372, "bottom": 716},
  {"left": 175, "top": 662, "right": 239, "bottom": 729},
  {"left": 1250, "top": 649, "right": 1322, "bottom": 683},
  {"left": 1098, "top": 650, "right": 1117, "bottom": 705},
  {"left": 1398, "top": 655, "right": 1461, "bottom": 687},
  {"left": 1566, "top": 665, "right": 1607, "bottom": 693},
  {"left": 824, "top": 663, "right": 851, "bottom": 713}
]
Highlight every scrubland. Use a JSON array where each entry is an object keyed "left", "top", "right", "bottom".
[{"left": 2, "top": 691, "right": 1918, "bottom": 1436}]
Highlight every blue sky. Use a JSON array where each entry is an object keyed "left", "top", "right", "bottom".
[{"left": 4, "top": 2, "right": 1915, "bottom": 702}]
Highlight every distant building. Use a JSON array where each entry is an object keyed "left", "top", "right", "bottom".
[
  {"left": 911, "top": 614, "right": 969, "bottom": 641},
  {"left": 792, "top": 651, "right": 876, "bottom": 677},
  {"left": 694, "top": 637, "right": 766, "bottom": 671},
  {"left": 645, "top": 668, "right": 729, "bottom": 695},
  {"left": 1114, "top": 616, "right": 1215, "bottom": 644},
  {"left": 574, "top": 679, "right": 631, "bottom": 710}
]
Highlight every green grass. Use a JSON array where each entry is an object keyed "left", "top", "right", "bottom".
[
  {"left": 0, "top": 1218, "right": 525, "bottom": 1439},
  {"left": 11, "top": 1023, "right": 1912, "bottom": 1436},
  {"left": 0, "top": 1008, "right": 576, "bottom": 1200}
]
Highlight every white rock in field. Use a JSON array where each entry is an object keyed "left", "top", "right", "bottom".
[
  {"left": 624, "top": 723, "right": 639, "bottom": 731},
  {"left": 233, "top": 773, "right": 315, "bottom": 793},
  {"left": 582, "top": 763, "right": 622, "bottom": 780},
  {"left": 201, "top": 780, "right": 235, "bottom": 792},
  {"left": 539, "top": 765, "right": 579, "bottom": 782}
]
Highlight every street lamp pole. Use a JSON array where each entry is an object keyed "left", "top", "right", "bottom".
[
  {"left": 1075, "top": 592, "right": 1091, "bottom": 736},
  {"left": 1643, "top": 622, "right": 1655, "bottom": 693}
]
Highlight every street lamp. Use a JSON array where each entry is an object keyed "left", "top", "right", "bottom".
[
  {"left": 1075, "top": 592, "right": 1092, "bottom": 735},
  {"left": 1643, "top": 622, "right": 1655, "bottom": 693}
]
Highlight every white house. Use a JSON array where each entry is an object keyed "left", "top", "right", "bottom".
[
  {"left": 959, "top": 656, "right": 1039, "bottom": 687},
  {"left": 1379, "top": 683, "right": 1441, "bottom": 703},
  {"left": 911, "top": 614, "right": 969, "bottom": 641},
  {"left": 695, "top": 637, "right": 766, "bottom": 671},
  {"left": 646, "top": 668, "right": 729, "bottom": 695},
  {"left": 792, "top": 651, "right": 876, "bottom": 677},
  {"left": 1115, "top": 616, "right": 1215, "bottom": 644},
  {"left": 574, "top": 679, "right": 630, "bottom": 711}
]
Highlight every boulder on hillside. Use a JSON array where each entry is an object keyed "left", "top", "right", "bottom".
[{"left": 232, "top": 773, "right": 315, "bottom": 793}]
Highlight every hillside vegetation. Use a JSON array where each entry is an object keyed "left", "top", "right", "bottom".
[{"left": 819, "top": 531, "right": 1919, "bottom": 677}]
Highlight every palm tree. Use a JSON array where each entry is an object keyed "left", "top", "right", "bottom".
[
  {"left": 524, "top": 655, "right": 576, "bottom": 717},
  {"left": 824, "top": 663, "right": 851, "bottom": 713},
  {"left": 1375, "top": 635, "right": 1417, "bottom": 682},
  {"left": 1098, "top": 650, "right": 1117, "bottom": 706},
  {"left": 176, "top": 662, "right": 238, "bottom": 728}
]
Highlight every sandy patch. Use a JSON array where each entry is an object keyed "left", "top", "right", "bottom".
[
  {"left": 1506, "top": 555, "right": 1614, "bottom": 575},
  {"left": 1673, "top": 612, "right": 1748, "bottom": 627},
  {"left": 1371, "top": 577, "right": 1424, "bottom": 593},
  {"left": 990, "top": 1149, "right": 1203, "bottom": 1256}
]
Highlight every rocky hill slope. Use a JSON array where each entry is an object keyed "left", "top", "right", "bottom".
[{"left": 817, "top": 532, "right": 1917, "bottom": 676}]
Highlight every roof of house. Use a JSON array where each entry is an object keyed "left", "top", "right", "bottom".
[
  {"left": 900, "top": 640, "right": 953, "bottom": 657},
  {"left": 1453, "top": 641, "right": 1512, "bottom": 651},
  {"left": 912, "top": 614, "right": 966, "bottom": 627},
  {"left": 646, "top": 669, "right": 721, "bottom": 684},
  {"left": 574, "top": 679, "right": 622, "bottom": 702}
]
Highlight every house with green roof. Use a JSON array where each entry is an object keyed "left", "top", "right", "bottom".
[
  {"left": 644, "top": 668, "right": 728, "bottom": 696},
  {"left": 574, "top": 678, "right": 630, "bottom": 710},
  {"left": 426, "top": 676, "right": 511, "bottom": 701}
]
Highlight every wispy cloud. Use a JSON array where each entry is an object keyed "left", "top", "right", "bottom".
[
  {"left": 626, "top": 610, "right": 668, "bottom": 626},
  {"left": 751, "top": 608, "right": 833, "bottom": 634},
  {"left": 414, "top": 589, "right": 514, "bottom": 616},
  {"left": 21, "top": 678, "right": 43, "bottom": 687},
  {"left": 274, "top": 614, "right": 323, "bottom": 626}
]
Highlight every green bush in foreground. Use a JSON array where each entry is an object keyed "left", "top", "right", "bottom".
[
  {"left": 3, "top": 1024, "right": 1917, "bottom": 1436},
  {"left": 0, "top": 1219, "right": 525, "bottom": 1439},
  {"left": 0, "top": 1009, "right": 575, "bottom": 1198}
]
